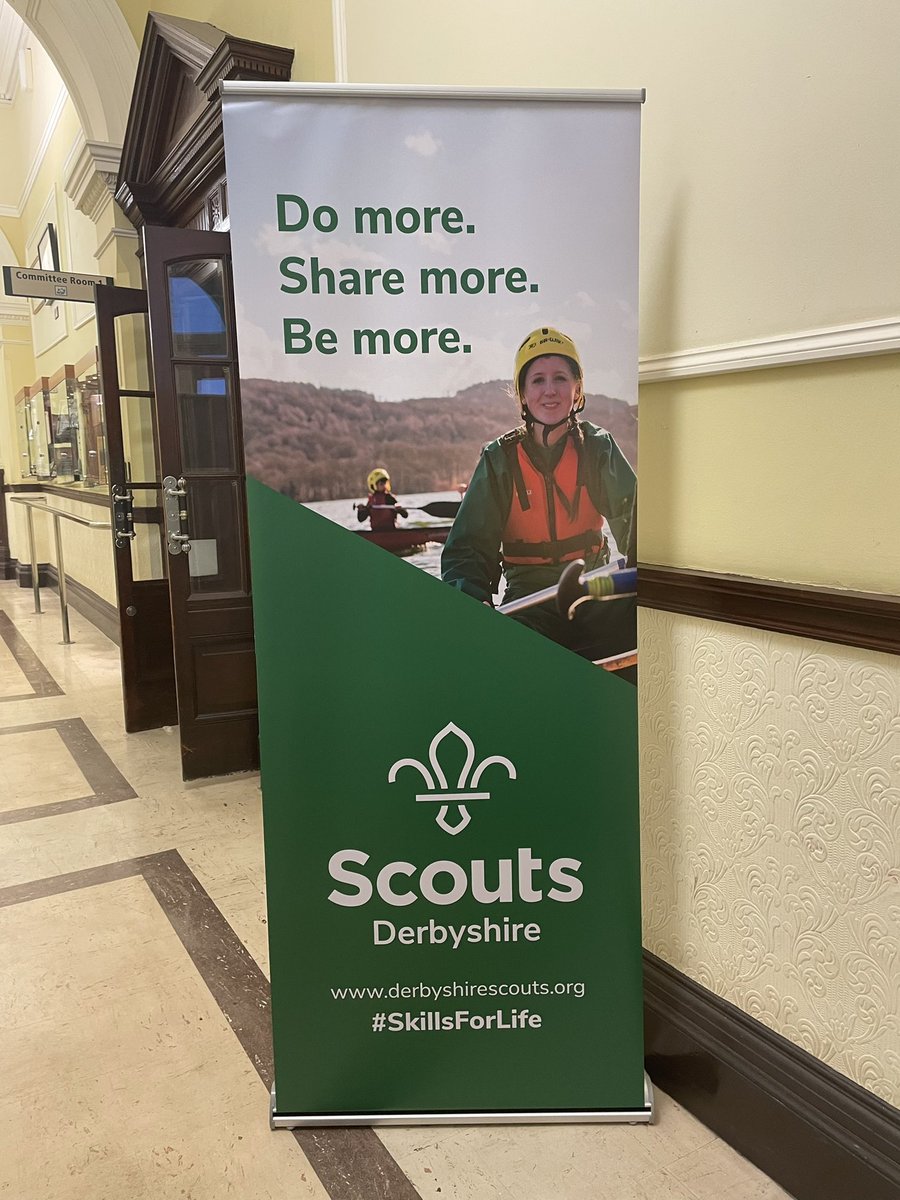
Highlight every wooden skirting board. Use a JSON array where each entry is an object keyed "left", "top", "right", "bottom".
[{"left": 644, "top": 952, "right": 900, "bottom": 1200}]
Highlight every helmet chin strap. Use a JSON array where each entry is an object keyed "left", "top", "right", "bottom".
[{"left": 524, "top": 410, "right": 577, "bottom": 446}]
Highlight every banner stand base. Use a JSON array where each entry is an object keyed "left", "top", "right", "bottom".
[{"left": 269, "top": 1074, "right": 655, "bottom": 1128}]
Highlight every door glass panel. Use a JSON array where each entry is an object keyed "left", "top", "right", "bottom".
[
  {"left": 119, "top": 378, "right": 165, "bottom": 583},
  {"left": 186, "top": 479, "right": 246, "bottom": 595},
  {"left": 130, "top": 487, "right": 166, "bottom": 582},
  {"left": 168, "top": 260, "right": 228, "bottom": 358},
  {"left": 121, "top": 393, "right": 159, "bottom": 486},
  {"left": 175, "top": 365, "right": 236, "bottom": 473},
  {"left": 114, "top": 313, "right": 152, "bottom": 392}
]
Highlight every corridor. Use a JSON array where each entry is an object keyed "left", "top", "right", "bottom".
[{"left": 0, "top": 578, "right": 792, "bottom": 1199}]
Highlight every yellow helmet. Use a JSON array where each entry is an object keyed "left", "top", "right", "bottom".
[
  {"left": 514, "top": 326, "right": 584, "bottom": 415},
  {"left": 367, "top": 467, "right": 390, "bottom": 492}
]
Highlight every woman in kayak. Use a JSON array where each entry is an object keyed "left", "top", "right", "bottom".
[
  {"left": 441, "top": 326, "right": 636, "bottom": 666},
  {"left": 357, "top": 467, "right": 408, "bottom": 530}
]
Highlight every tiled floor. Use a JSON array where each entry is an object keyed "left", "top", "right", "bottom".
[{"left": 0, "top": 578, "right": 795, "bottom": 1199}]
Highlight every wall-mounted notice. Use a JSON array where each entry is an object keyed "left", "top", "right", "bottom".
[
  {"left": 2, "top": 266, "right": 113, "bottom": 303},
  {"left": 223, "top": 83, "right": 650, "bottom": 1126}
]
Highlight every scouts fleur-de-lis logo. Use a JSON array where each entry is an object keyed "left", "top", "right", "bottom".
[{"left": 388, "top": 722, "right": 516, "bottom": 836}]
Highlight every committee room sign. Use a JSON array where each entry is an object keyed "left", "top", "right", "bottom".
[{"left": 2, "top": 266, "right": 113, "bottom": 303}]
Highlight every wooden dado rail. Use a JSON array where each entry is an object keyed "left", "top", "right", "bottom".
[{"left": 638, "top": 563, "right": 900, "bottom": 657}]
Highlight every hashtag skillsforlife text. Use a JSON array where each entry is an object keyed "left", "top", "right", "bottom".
[{"left": 371, "top": 1009, "right": 542, "bottom": 1033}]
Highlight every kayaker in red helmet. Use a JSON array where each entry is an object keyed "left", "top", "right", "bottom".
[
  {"left": 441, "top": 326, "right": 636, "bottom": 668},
  {"left": 356, "top": 467, "right": 408, "bottom": 531}
]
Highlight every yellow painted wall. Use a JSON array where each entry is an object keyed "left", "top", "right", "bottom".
[
  {"left": 639, "top": 357, "right": 900, "bottom": 594},
  {"left": 343, "top": 0, "right": 900, "bottom": 353},
  {"left": 0, "top": 336, "right": 35, "bottom": 490},
  {"left": 114, "top": 0, "right": 335, "bottom": 82},
  {"left": 0, "top": 34, "right": 65, "bottom": 211},
  {"left": 21, "top": 99, "right": 100, "bottom": 375},
  {"left": 0, "top": 216, "right": 26, "bottom": 263},
  {"left": 0, "top": 105, "right": 24, "bottom": 208},
  {"left": 0, "top": 34, "right": 115, "bottom": 603},
  {"left": 343, "top": 0, "right": 900, "bottom": 595}
]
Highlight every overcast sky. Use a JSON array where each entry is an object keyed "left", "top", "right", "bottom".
[{"left": 223, "top": 92, "right": 640, "bottom": 404}]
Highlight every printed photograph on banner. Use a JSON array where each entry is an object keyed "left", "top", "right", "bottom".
[{"left": 225, "top": 96, "right": 639, "bottom": 676}]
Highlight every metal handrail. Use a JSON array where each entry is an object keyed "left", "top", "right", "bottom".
[{"left": 10, "top": 495, "right": 112, "bottom": 645}]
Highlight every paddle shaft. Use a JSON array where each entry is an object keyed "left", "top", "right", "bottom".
[{"left": 354, "top": 500, "right": 460, "bottom": 518}]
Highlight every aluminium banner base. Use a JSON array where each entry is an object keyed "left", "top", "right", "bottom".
[{"left": 270, "top": 1073, "right": 655, "bottom": 1128}]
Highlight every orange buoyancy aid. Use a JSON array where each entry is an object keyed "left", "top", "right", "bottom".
[{"left": 502, "top": 435, "right": 607, "bottom": 566}]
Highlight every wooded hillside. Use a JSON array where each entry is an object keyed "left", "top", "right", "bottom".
[{"left": 240, "top": 378, "right": 637, "bottom": 501}]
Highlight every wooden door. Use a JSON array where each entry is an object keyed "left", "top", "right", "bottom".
[
  {"left": 95, "top": 284, "right": 178, "bottom": 731},
  {"left": 143, "top": 225, "right": 258, "bottom": 780}
]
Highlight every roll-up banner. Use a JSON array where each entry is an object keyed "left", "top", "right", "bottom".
[{"left": 222, "top": 83, "right": 650, "bottom": 1126}]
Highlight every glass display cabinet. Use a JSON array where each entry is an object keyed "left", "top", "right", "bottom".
[
  {"left": 46, "top": 365, "right": 81, "bottom": 483},
  {"left": 14, "top": 378, "right": 52, "bottom": 479},
  {"left": 13, "top": 355, "right": 109, "bottom": 493},
  {"left": 74, "top": 350, "right": 107, "bottom": 489}
]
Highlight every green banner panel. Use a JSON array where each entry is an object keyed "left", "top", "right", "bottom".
[{"left": 250, "top": 478, "right": 645, "bottom": 1116}]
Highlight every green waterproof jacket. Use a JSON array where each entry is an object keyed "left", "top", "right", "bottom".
[{"left": 442, "top": 420, "right": 636, "bottom": 604}]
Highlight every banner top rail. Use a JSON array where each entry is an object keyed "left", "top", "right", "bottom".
[{"left": 221, "top": 82, "right": 645, "bottom": 104}]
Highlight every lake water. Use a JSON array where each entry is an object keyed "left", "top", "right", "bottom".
[
  {"left": 304, "top": 490, "right": 462, "bottom": 581},
  {"left": 304, "top": 489, "right": 621, "bottom": 612}
]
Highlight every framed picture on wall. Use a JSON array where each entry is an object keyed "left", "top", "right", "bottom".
[
  {"left": 30, "top": 224, "right": 60, "bottom": 315},
  {"left": 37, "top": 223, "right": 60, "bottom": 272}
]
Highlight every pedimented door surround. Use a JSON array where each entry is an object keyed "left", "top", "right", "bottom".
[{"left": 115, "top": 12, "right": 293, "bottom": 233}]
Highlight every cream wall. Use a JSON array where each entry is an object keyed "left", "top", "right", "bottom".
[
  {"left": 0, "top": 27, "right": 120, "bottom": 606},
  {"left": 4, "top": 494, "right": 115, "bottom": 606},
  {"left": 0, "top": 215, "right": 26, "bottom": 261},
  {"left": 19, "top": 99, "right": 100, "bottom": 372},
  {"left": 0, "top": 33, "right": 66, "bottom": 211},
  {"left": 640, "top": 357, "right": 900, "bottom": 593},
  {"left": 640, "top": 608, "right": 900, "bottom": 1107},
  {"left": 343, "top": 0, "right": 900, "bottom": 348},
  {"left": 115, "top": 0, "right": 335, "bottom": 82},
  {"left": 342, "top": 0, "right": 900, "bottom": 594},
  {"left": 0, "top": 35, "right": 90, "bottom": 457}
]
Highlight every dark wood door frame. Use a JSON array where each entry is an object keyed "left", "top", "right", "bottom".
[
  {"left": 95, "top": 283, "right": 177, "bottom": 731},
  {"left": 113, "top": 14, "right": 292, "bottom": 776},
  {"left": 143, "top": 225, "right": 258, "bottom": 780}
]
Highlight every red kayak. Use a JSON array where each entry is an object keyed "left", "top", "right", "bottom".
[{"left": 355, "top": 525, "right": 452, "bottom": 554}]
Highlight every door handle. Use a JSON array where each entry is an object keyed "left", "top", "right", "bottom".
[
  {"left": 111, "top": 484, "right": 136, "bottom": 548},
  {"left": 163, "top": 475, "right": 192, "bottom": 555}
]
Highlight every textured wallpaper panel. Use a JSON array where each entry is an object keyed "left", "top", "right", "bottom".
[{"left": 639, "top": 609, "right": 900, "bottom": 1106}]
